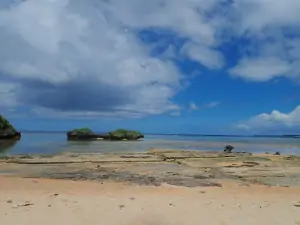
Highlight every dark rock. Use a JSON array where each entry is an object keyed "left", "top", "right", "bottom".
[
  {"left": 224, "top": 145, "right": 234, "bottom": 153},
  {"left": 273, "top": 151, "right": 281, "bottom": 155}
]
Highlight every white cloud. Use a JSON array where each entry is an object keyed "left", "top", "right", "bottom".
[
  {"left": 230, "top": 57, "right": 291, "bottom": 81},
  {"left": 0, "top": 82, "right": 17, "bottom": 109},
  {"left": 189, "top": 102, "right": 198, "bottom": 111},
  {"left": 0, "top": 0, "right": 186, "bottom": 117},
  {"left": 189, "top": 101, "right": 219, "bottom": 111},
  {"left": 181, "top": 42, "right": 224, "bottom": 69},
  {"left": 228, "top": 0, "right": 300, "bottom": 81},
  {"left": 1, "top": 0, "right": 300, "bottom": 119},
  {"left": 233, "top": 0, "right": 300, "bottom": 33},
  {"left": 237, "top": 105, "right": 300, "bottom": 130}
]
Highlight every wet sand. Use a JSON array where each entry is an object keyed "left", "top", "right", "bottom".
[{"left": 1, "top": 149, "right": 300, "bottom": 224}]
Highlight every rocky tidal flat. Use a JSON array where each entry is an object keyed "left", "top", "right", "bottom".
[{"left": 1, "top": 149, "right": 300, "bottom": 187}]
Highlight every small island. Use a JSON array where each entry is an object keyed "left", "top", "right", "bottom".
[
  {"left": 66, "top": 128, "right": 144, "bottom": 141},
  {"left": 0, "top": 114, "right": 21, "bottom": 140}
]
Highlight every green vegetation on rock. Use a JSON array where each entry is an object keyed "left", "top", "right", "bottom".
[
  {"left": 69, "top": 127, "right": 94, "bottom": 135},
  {"left": 109, "top": 129, "right": 144, "bottom": 140},
  {"left": 0, "top": 114, "right": 16, "bottom": 134},
  {"left": 67, "top": 127, "right": 144, "bottom": 141}
]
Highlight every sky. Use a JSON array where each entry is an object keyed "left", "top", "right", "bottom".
[{"left": 0, "top": 0, "right": 300, "bottom": 134}]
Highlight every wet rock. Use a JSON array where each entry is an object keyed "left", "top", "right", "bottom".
[{"left": 273, "top": 151, "right": 281, "bottom": 155}]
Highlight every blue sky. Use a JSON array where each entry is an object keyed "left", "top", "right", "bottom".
[{"left": 0, "top": 0, "right": 300, "bottom": 134}]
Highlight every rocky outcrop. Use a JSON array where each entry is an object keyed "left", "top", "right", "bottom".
[
  {"left": 223, "top": 145, "right": 234, "bottom": 153},
  {"left": 67, "top": 128, "right": 144, "bottom": 141},
  {"left": 0, "top": 115, "right": 21, "bottom": 140},
  {"left": 108, "top": 129, "right": 144, "bottom": 141}
]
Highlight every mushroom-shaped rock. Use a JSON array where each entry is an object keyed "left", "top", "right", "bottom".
[
  {"left": 224, "top": 145, "right": 234, "bottom": 153},
  {"left": 108, "top": 129, "right": 144, "bottom": 140}
]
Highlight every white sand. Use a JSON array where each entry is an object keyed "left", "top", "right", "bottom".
[{"left": 0, "top": 177, "right": 300, "bottom": 225}]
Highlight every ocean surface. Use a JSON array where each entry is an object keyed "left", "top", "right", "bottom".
[{"left": 0, "top": 132, "right": 300, "bottom": 155}]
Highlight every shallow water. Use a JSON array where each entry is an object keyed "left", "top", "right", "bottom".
[{"left": 0, "top": 132, "right": 300, "bottom": 155}]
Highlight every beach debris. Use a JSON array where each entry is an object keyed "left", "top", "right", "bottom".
[
  {"left": 48, "top": 204, "right": 52, "bottom": 207},
  {"left": 273, "top": 151, "right": 281, "bottom": 155},
  {"left": 12, "top": 201, "right": 34, "bottom": 208},
  {"left": 119, "top": 204, "right": 125, "bottom": 210},
  {"left": 53, "top": 193, "right": 59, "bottom": 197},
  {"left": 6, "top": 200, "right": 12, "bottom": 204},
  {"left": 129, "top": 197, "right": 135, "bottom": 201},
  {"left": 294, "top": 203, "right": 300, "bottom": 207},
  {"left": 224, "top": 145, "right": 234, "bottom": 153}
]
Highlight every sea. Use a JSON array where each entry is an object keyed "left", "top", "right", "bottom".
[{"left": 0, "top": 132, "right": 300, "bottom": 155}]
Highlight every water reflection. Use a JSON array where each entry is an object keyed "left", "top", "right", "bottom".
[
  {"left": 67, "top": 140, "right": 93, "bottom": 146},
  {"left": 0, "top": 140, "right": 19, "bottom": 153}
]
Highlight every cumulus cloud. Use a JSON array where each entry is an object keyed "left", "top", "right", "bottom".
[
  {"left": 230, "top": 57, "right": 291, "bottom": 81},
  {"left": 189, "top": 101, "right": 219, "bottom": 111},
  {"left": 0, "top": 0, "right": 185, "bottom": 118},
  {"left": 236, "top": 105, "right": 300, "bottom": 131},
  {"left": 228, "top": 0, "right": 300, "bottom": 81},
  {"left": 1, "top": 0, "right": 300, "bottom": 119},
  {"left": 0, "top": 82, "right": 17, "bottom": 109},
  {"left": 233, "top": 0, "right": 300, "bottom": 33}
]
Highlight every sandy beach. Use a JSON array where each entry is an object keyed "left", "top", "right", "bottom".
[
  {"left": 1, "top": 150, "right": 300, "bottom": 225},
  {"left": 0, "top": 176, "right": 300, "bottom": 225}
]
